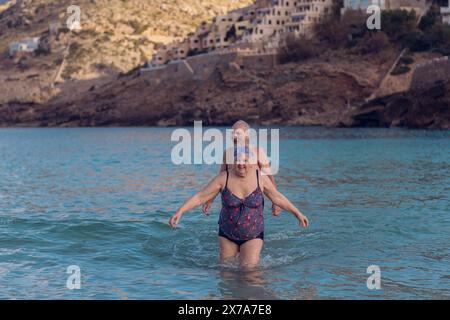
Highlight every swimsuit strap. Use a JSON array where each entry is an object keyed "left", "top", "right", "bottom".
[
  {"left": 256, "top": 170, "right": 260, "bottom": 188},
  {"left": 225, "top": 167, "right": 229, "bottom": 188}
]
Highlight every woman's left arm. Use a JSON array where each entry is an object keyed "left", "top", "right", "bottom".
[{"left": 260, "top": 175, "right": 309, "bottom": 228}]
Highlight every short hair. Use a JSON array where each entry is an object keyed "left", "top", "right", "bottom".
[{"left": 232, "top": 120, "right": 250, "bottom": 131}]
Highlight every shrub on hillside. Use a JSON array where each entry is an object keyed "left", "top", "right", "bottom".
[
  {"left": 127, "top": 20, "right": 148, "bottom": 35},
  {"left": 401, "top": 22, "right": 450, "bottom": 53},
  {"left": 399, "top": 56, "right": 414, "bottom": 65},
  {"left": 418, "top": 5, "right": 441, "bottom": 31},
  {"left": 391, "top": 65, "right": 411, "bottom": 76},
  {"left": 381, "top": 9, "right": 417, "bottom": 42},
  {"left": 357, "top": 31, "right": 391, "bottom": 54},
  {"left": 428, "top": 23, "right": 450, "bottom": 51},
  {"left": 401, "top": 30, "right": 432, "bottom": 52},
  {"left": 278, "top": 35, "right": 320, "bottom": 64},
  {"left": 315, "top": 9, "right": 367, "bottom": 49}
]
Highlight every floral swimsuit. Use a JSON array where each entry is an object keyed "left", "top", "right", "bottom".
[{"left": 218, "top": 169, "right": 264, "bottom": 246}]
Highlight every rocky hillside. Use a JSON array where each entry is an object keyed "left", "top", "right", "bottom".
[
  {"left": 2, "top": 46, "right": 448, "bottom": 129},
  {"left": 0, "top": 0, "right": 252, "bottom": 74},
  {"left": 0, "top": 2, "right": 449, "bottom": 129},
  {"left": 0, "top": 0, "right": 252, "bottom": 105},
  {"left": 0, "top": 49, "right": 399, "bottom": 126}
]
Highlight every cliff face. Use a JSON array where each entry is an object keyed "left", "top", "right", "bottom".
[
  {"left": 1, "top": 47, "right": 449, "bottom": 129},
  {"left": 0, "top": 50, "right": 396, "bottom": 127},
  {"left": 343, "top": 80, "right": 450, "bottom": 129}
]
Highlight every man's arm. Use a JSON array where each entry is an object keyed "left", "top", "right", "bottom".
[{"left": 257, "top": 146, "right": 282, "bottom": 216}]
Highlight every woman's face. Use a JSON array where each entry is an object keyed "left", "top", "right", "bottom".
[{"left": 234, "top": 154, "right": 251, "bottom": 176}]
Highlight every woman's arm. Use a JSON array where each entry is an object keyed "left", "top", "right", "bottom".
[
  {"left": 202, "top": 150, "right": 228, "bottom": 214},
  {"left": 260, "top": 175, "right": 309, "bottom": 228},
  {"left": 169, "top": 172, "right": 225, "bottom": 228}
]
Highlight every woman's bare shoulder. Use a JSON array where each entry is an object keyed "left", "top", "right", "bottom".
[
  {"left": 214, "top": 170, "right": 228, "bottom": 187},
  {"left": 258, "top": 173, "right": 272, "bottom": 189}
]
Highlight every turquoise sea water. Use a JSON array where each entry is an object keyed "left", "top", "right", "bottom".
[{"left": 0, "top": 127, "right": 449, "bottom": 299}]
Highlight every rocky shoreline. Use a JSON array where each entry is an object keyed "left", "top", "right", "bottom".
[
  {"left": 341, "top": 80, "right": 450, "bottom": 129},
  {"left": 1, "top": 51, "right": 449, "bottom": 129}
]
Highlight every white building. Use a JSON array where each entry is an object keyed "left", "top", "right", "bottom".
[
  {"left": 9, "top": 37, "right": 40, "bottom": 56},
  {"left": 341, "top": 0, "right": 428, "bottom": 15},
  {"left": 148, "top": 0, "right": 335, "bottom": 66},
  {"left": 442, "top": 2, "right": 450, "bottom": 25},
  {"left": 341, "top": 0, "right": 386, "bottom": 14}
]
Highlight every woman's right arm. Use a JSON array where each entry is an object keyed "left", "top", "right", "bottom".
[
  {"left": 202, "top": 150, "right": 228, "bottom": 214},
  {"left": 169, "top": 172, "right": 225, "bottom": 228}
]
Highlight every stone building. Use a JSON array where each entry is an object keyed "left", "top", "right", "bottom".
[
  {"left": 148, "top": 0, "right": 335, "bottom": 67},
  {"left": 288, "top": 0, "right": 334, "bottom": 37}
]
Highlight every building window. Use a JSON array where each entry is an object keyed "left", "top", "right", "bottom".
[{"left": 260, "top": 29, "right": 263, "bottom": 34}]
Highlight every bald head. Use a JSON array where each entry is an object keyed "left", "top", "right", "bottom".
[
  {"left": 232, "top": 120, "right": 250, "bottom": 131},
  {"left": 231, "top": 120, "right": 251, "bottom": 144}
]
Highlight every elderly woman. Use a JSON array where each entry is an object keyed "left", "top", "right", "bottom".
[
  {"left": 202, "top": 120, "right": 282, "bottom": 216},
  {"left": 169, "top": 148, "right": 309, "bottom": 269}
]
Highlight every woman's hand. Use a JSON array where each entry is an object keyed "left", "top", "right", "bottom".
[
  {"left": 202, "top": 200, "right": 212, "bottom": 215},
  {"left": 169, "top": 211, "right": 182, "bottom": 228},
  {"left": 298, "top": 214, "right": 309, "bottom": 228}
]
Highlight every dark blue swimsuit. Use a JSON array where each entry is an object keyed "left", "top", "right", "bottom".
[{"left": 218, "top": 169, "right": 264, "bottom": 246}]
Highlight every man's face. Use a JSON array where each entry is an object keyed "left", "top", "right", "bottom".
[{"left": 232, "top": 127, "right": 248, "bottom": 144}]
